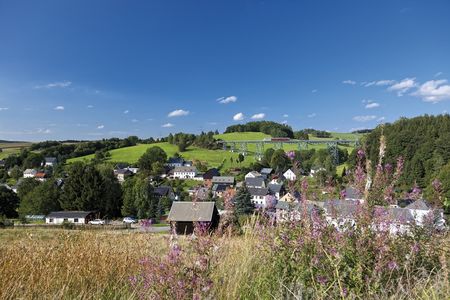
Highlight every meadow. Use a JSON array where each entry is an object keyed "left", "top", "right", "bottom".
[
  {"left": 68, "top": 132, "right": 360, "bottom": 171},
  {"left": 0, "top": 142, "right": 31, "bottom": 159},
  {"left": 0, "top": 219, "right": 448, "bottom": 300}
]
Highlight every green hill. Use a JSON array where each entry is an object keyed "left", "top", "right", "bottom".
[{"left": 68, "top": 132, "right": 361, "bottom": 171}]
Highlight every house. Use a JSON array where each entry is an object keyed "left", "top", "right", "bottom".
[
  {"left": 211, "top": 176, "right": 235, "bottom": 186},
  {"left": 245, "top": 177, "right": 266, "bottom": 189},
  {"left": 245, "top": 171, "right": 262, "bottom": 179},
  {"left": 203, "top": 168, "right": 220, "bottom": 183},
  {"left": 260, "top": 168, "right": 273, "bottom": 178},
  {"left": 153, "top": 185, "right": 177, "bottom": 200},
  {"left": 166, "top": 157, "right": 186, "bottom": 168},
  {"left": 44, "top": 157, "right": 58, "bottom": 167},
  {"left": 279, "top": 191, "right": 301, "bottom": 203},
  {"left": 283, "top": 169, "right": 297, "bottom": 181},
  {"left": 310, "top": 167, "right": 326, "bottom": 177},
  {"left": 167, "top": 202, "right": 220, "bottom": 234},
  {"left": 192, "top": 187, "right": 210, "bottom": 201},
  {"left": 35, "top": 171, "right": 48, "bottom": 182},
  {"left": 212, "top": 184, "right": 229, "bottom": 198},
  {"left": 405, "top": 199, "right": 445, "bottom": 228},
  {"left": 114, "top": 168, "right": 133, "bottom": 183},
  {"left": 173, "top": 166, "right": 198, "bottom": 179},
  {"left": 248, "top": 187, "right": 270, "bottom": 207},
  {"left": 373, "top": 206, "right": 416, "bottom": 234},
  {"left": 275, "top": 200, "right": 321, "bottom": 222},
  {"left": 23, "top": 169, "right": 37, "bottom": 178},
  {"left": 127, "top": 167, "right": 139, "bottom": 174},
  {"left": 45, "top": 211, "right": 96, "bottom": 225},
  {"left": 268, "top": 183, "right": 285, "bottom": 200},
  {"left": 344, "top": 187, "right": 363, "bottom": 202},
  {"left": 323, "top": 199, "right": 360, "bottom": 229}
]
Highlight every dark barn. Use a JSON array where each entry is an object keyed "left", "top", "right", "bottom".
[{"left": 168, "top": 202, "right": 220, "bottom": 234}]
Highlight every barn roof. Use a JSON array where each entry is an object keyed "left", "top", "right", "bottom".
[{"left": 168, "top": 202, "right": 217, "bottom": 222}]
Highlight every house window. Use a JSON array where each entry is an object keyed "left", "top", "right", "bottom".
[
  {"left": 64, "top": 218, "right": 68, "bottom": 222},
  {"left": 49, "top": 218, "right": 53, "bottom": 223},
  {"left": 74, "top": 218, "right": 79, "bottom": 223}
]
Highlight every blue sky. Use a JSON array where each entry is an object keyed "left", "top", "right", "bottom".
[{"left": 0, "top": 0, "right": 449, "bottom": 141}]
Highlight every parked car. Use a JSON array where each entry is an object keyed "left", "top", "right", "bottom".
[
  {"left": 123, "top": 217, "right": 137, "bottom": 224},
  {"left": 89, "top": 219, "right": 105, "bottom": 225}
]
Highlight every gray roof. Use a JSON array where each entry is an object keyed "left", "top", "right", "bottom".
[
  {"left": 268, "top": 183, "right": 283, "bottom": 194},
  {"left": 323, "top": 200, "right": 359, "bottom": 218},
  {"left": 260, "top": 168, "right": 273, "bottom": 175},
  {"left": 374, "top": 206, "right": 415, "bottom": 224},
  {"left": 168, "top": 202, "right": 217, "bottom": 222},
  {"left": 212, "top": 184, "right": 228, "bottom": 192},
  {"left": 406, "top": 199, "right": 431, "bottom": 210},
  {"left": 245, "top": 177, "right": 265, "bottom": 187},
  {"left": 173, "top": 166, "right": 197, "bottom": 173},
  {"left": 45, "top": 157, "right": 57, "bottom": 163},
  {"left": 194, "top": 188, "right": 210, "bottom": 201},
  {"left": 276, "top": 200, "right": 321, "bottom": 213},
  {"left": 345, "top": 187, "right": 362, "bottom": 199},
  {"left": 212, "top": 176, "right": 234, "bottom": 184},
  {"left": 248, "top": 187, "right": 269, "bottom": 197},
  {"left": 154, "top": 186, "right": 173, "bottom": 197},
  {"left": 47, "top": 211, "right": 95, "bottom": 218},
  {"left": 167, "top": 157, "right": 185, "bottom": 164},
  {"left": 115, "top": 168, "right": 133, "bottom": 175}
]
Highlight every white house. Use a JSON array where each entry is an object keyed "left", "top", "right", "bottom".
[
  {"left": 310, "top": 167, "right": 326, "bottom": 177},
  {"left": 248, "top": 187, "right": 270, "bottom": 208},
  {"left": 45, "top": 211, "right": 96, "bottom": 225},
  {"left": 173, "top": 166, "right": 198, "bottom": 179},
  {"left": 283, "top": 169, "right": 296, "bottom": 181},
  {"left": 245, "top": 171, "right": 262, "bottom": 179},
  {"left": 114, "top": 168, "right": 133, "bottom": 183},
  {"left": 405, "top": 199, "right": 445, "bottom": 228},
  {"left": 23, "top": 169, "right": 37, "bottom": 178},
  {"left": 44, "top": 157, "right": 58, "bottom": 167}
]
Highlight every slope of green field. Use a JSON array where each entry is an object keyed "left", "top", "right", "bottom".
[
  {"left": 0, "top": 142, "right": 31, "bottom": 159},
  {"left": 67, "top": 142, "right": 255, "bottom": 170},
  {"left": 214, "top": 132, "right": 270, "bottom": 141}
]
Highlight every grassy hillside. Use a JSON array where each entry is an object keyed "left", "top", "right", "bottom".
[
  {"left": 0, "top": 142, "right": 31, "bottom": 159},
  {"left": 68, "top": 132, "right": 361, "bottom": 172}
]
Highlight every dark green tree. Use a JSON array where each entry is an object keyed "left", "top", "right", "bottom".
[
  {"left": 270, "top": 149, "right": 289, "bottom": 172},
  {"left": 138, "top": 146, "right": 167, "bottom": 174},
  {"left": 18, "top": 180, "right": 61, "bottom": 217},
  {"left": 0, "top": 186, "right": 19, "bottom": 218},
  {"left": 234, "top": 184, "right": 254, "bottom": 215}
]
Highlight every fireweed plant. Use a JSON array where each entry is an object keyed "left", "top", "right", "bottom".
[{"left": 130, "top": 141, "right": 448, "bottom": 299}]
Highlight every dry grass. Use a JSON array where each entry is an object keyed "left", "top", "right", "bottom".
[{"left": 0, "top": 228, "right": 168, "bottom": 300}]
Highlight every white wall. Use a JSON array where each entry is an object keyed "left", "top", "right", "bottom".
[{"left": 45, "top": 217, "right": 86, "bottom": 225}]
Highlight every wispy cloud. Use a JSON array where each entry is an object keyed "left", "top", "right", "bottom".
[
  {"left": 35, "top": 81, "right": 72, "bottom": 89},
  {"left": 251, "top": 113, "right": 265, "bottom": 120},
  {"left": 388, "top": 78, "right": 416, "bottom": 96},
  {"left": 168, "top": 109, "right": 189, "bottom": 117},
  {"left": 37, "top": 128, "right": 52, "bottom": 134},
  {"left": 364, "top": 80, "right": 395, "bottom": 87},
  {"left": 311, "top": 89, "right": 318, "bottom": 93},
  {"left": 377, "top": 117, "right": 386, "bottom": 122},
  {"left": 353, "top": 115, "right": 377, "bottom": 122},
  {"left": 365, "top": 102, "right": 380, "bottom": 109},
  {"left": 0, "top": 107, "right": 9, "bottom": 111},
  {"left": 87, "top": 105, "right": 94, "bottom": 109},
  {"left": 233, "top": 112, "right": 245, "bottom": 121},
  {"left": 307, "top": 113, "right": 317, "bottom": 118},
  {"left": 162, "top": 123, "right": 174, "bottom": 128},
  {"left": 97, "top": 125, "right": 105, "bottom": 129},
  {"left": 283, "top": 114, "right": 289, "bottom": 118},
  {"left": 342, "top": 80, "right": 356, "bottom": 85},
  {"left": 54, "top": 106, "right": 65, "bottom": 111},
  {"left": 434, "top": 72, "right": 443, "bottom": 78},
  {"left": 131, "top": 119, "right": 139, "bottom": 123},
  {"left": 412, "top": 79, "right": 450, "bottom": 103},
  {"left": 123, "top": 110, "right": 129, "bottom": 114},
  {"left": 281, "top": 120, "right": 288, "bottom": 124},
  {"left": 217, "top": 96, "right": 237, "bottom": 104}
]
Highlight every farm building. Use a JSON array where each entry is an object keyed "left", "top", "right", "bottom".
[
  {"left": 45, "top": 211, "right": 96, "bottom": 225},
  {"left": 167, "top": 202, "right": 220, "bottom": 234}
]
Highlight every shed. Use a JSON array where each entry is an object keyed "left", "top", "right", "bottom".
[
  {"left": 167, "top": 202, "right": 220, "bottom": 234},
  {"left": 45, "top": 211, "right": 96, "bottom": 225}
]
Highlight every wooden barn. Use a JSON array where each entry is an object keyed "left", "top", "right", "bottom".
[{"left": 167, "top": 202, "right": 220, "bottom": 234}]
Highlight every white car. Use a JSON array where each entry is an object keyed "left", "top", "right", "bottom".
[
  {"left": 89, "top": 219, "right": 105, "bottom": 225},
  {"left": 123, "top": 217, "right": 137, "bottom": 224}
]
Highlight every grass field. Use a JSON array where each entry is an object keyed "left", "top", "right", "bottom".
[
  {"left": 0, "top": 142, "right": 31, "bottom": 159},
  {"left": 67, "top": 132, "right": 361, "bottom": 171}
]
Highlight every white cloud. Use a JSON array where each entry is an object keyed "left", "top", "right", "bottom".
[
  {"left": 233, "top": 112, "right": 245, "bottom": 121},
  {"left": 208, "top": 122, "right": 218, "bottom": 125},
  {"left": 168, "top": 109, "right": 189, "bottom": 117},
  {"left": 54, "top": 106, "right": 65, "bottom": 111},
  {"left": 131, "top": 119, "right": 139, "bottom": 123},
  {"left": 311, "top": 89, "right": 318, "bottom": 93},
  {"left": 412, "top": 79, "right": 450, "bottom": 103},
  {"left": 365, "top": 102, "right": 380, "bottom": 109},
  {"left": 0, "top": 107, "right": 8, "bottom": 111},
  {"left": 434, "top": 72, "right": 443, "bottom": 77},
  {"left": 87, "top": 105, "right": 94, "bottom": 109},
  {"left": 35, "top": 81, "right": 72, "bottom": 89},
  {"left": 377, "top": 117, "right": 386, "bottom": 122},
  {"left": 281, "top": 120, "right": 288, "bottom": 124},
  {"left": 217, "top": 96, "right": 237, "bottom": 104},
  {"left": 364, "top": 80, "right": 395, "bottom": 87},
  {"left": 123, "top": 110, "right": 129, "bottom": 114},
  {"left": 307, "top": 113, "right": 317, "bottom": 118},
  {"left": 162, "top": 123, "right": 174, "bottom": 128},
  {"left": 388, "top": 78, "right": 416, "bottom": 96},
  {"left": 37, "top": 128, "right": 51, "bottom": 134},
  {"left": 251, "top": 113, "right": 265, "bottom": 120},
  {"left": 353, "top": 115, "right": 377, "bottom": 122},
  {"left": 97, "top": 125, "right": 105, "bottom": 129},
  {"left": 342, "top": 80, "right": 356, "bottom": 85},
  {"left": 283, "top": 114, "right": 289, "bottom": 118}
]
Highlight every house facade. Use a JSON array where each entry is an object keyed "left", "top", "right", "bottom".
[
  {"left": 168, "top": 201, "right": 220, "bottom": 234},
  {"left": 23, "top": 169, "right": 37, "bottom": 178},
  {"left": 283, "top": 169, "right": 297, "bottom": 181},
  {"left": 45, "top": 211, "right": 96, "bottom": 225},
  {"left": 173, "top": 166, "right": 198, "bottom": 179}
]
